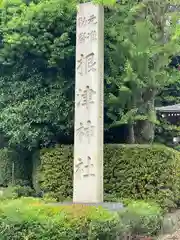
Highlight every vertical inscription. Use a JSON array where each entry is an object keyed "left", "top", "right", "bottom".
[{"left": 74, "top": 3, "right": 104, "bottom": 203}]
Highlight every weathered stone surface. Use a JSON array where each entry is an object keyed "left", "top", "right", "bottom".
[{"left": 73, "top": 2, "right": 104, "bottom": 203}]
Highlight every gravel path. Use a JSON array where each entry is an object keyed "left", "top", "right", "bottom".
[
  {"left": 157, "top": 230, "right": 180, "bottom": 240},
  {"left": 157, "top": 209, "right": 180, "bottom": 240}
]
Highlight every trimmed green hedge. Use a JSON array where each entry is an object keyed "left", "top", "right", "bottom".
[
  {"left": 0, "top": 198, "right": 162, "bottom": 239},
  {"left": 39, "top": 145, "right": 73, "bottom": 200},
  {"left": 38, "top": 144, "right": 180, "bottom": 208}
]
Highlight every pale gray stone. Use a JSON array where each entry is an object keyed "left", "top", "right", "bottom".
[
  {"left": 49, "top": 202, "right": 124, "bottom": 212},
  {"left": 73, "top": 2, "right": 104, "bottom": 203}
]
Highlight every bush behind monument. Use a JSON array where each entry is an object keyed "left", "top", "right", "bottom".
[{"left": 38, "top": 144, "right": 180, "bottom": 210}]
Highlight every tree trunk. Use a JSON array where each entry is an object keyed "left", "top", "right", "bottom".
[
  {"left": 135, "top": 120, "right": 155, "bottom": 144},
  {"left": 127, "top": 123, "right": 135, "bottom": 144},
  {"left": 135, "top": 89, "right": 156, "bottom": 144}
]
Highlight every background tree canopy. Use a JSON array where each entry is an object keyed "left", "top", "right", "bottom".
[
  {"left": 0, "top": 0, "right": 178, "bottom": 151},
  {"left": 105, "top": 0, "right": 180, "bottom": 143},
  {"left": 0, "top": 0, "right": 77, "bottom": 149}
]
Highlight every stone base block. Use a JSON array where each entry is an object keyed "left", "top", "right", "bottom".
[{"left": 49, "top": 202, "right": 123, "bottom": 212}]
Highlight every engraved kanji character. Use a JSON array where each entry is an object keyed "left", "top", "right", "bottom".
[
  {"left": 75, "top": 158, "right": 84, "bottom": 176},
  {"left": 77, "top": 53, "right": 96, "bottom": 75},
  {"left": 85, "top": 52, "right": 96, "bottom": 73},
  {"left": 76, "top": 122, "right": 85, "bottom": 142},
  {"left": 78, "top": 17, "right": 86, "bottom": 27},
  {"left": 77, "top": 54, "right": 84, "bottom": 75},
  {"left": 76, "top": 120, "right": 94, "bottom": 144},
  {"left": 87, "top": 14, "right": 97, "bottom": 25},
  {"left": 84, "top": 120, "right": 94, "bottom": 144},
  {"left": 89, "top": 30, "right": 97, "bottom": 41},
  {"left": 78, "top": 32, "right": 86, "bottom": 44},
  {"left": 83, "top": 156, "right": 95, "bottom": 177},
  {"left": 77, "top": 86, "right": 96, "bottom": 109}
]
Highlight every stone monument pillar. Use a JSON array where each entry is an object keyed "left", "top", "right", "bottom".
[{"left": 73, "top": 2, "right": 104, "bottom": 203}]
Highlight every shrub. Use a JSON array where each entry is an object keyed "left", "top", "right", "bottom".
[
  {"left": 0, "top": 185, "right": 35, "bottom": 200},
  {"left": 38, "top": 144, "right": 180, "bottom": 209},
  {"left": 118, "top": 200, "right": 163, "bottom": 237},
  {"left": 38, "top": 145, "right": 73, "bottom": 201},
  {"left": 174, "top": 145, "right": 180, "bottom": 151},
  {"left": 0, "top": 148, "right": 18, "bottom": 186},
  {"left": 104, "top": 144, "right": 180, "bottom": 210},
  {"left": 0, "top": 198, "right": 123, "bottom": 239},
  {"left": 0, "top": 148, "right": 31, "bottom": 186},
  {"left": 0, "top": 186, "right": 18, "bottom": 199},
  {"left": 0, "top": 198, "right": 162, "bottom": 239},
  {"left": 13, "top": 185, "right": 35, "bottom": 197}
]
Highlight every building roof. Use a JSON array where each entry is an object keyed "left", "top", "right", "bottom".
[{"left": 156, "top": 104, "right": 180, "bottom": 113}]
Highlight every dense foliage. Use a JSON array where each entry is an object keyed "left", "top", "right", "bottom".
[
  {"left": 0, "top": 0, "right": 76, "bottom": 149},
  {"left": 0, "top": 148, "right": 31, "bottom": 186},
  {"left": 0, "top": 2, "right": 178, "bottom": 238},
  {"left": 39, "top": 145, "right": 73, "bottom": 200},
  {"left": 0, "top": 198, "right": 162, "bottom": 239},
  {"left": 0, "top": 0, "right": 178, "bottom": 151},
  {"left": 105, "top": 1, "right": 180, "bottom": 143},
  {"left": 38, "top": 144, "right": 180, "bottom": 209},
  {"left": 0, "top": 0, "right": 178, "bottom": 215},
  {"left": 119, "top": 200, "right": 162, "bottom": 236}
]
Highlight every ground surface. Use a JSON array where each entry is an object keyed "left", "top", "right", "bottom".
[
  {"left": 157, "top": 230, "right": 180, "bottom": 240},
  {"left": 157, "top": 209, "right": 180, "bottom": 240}
]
